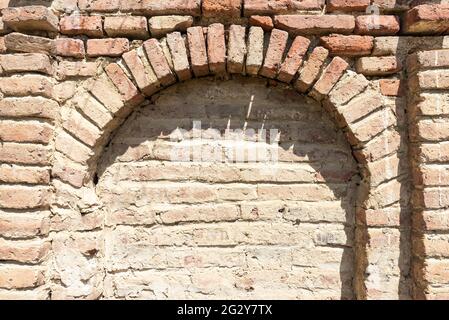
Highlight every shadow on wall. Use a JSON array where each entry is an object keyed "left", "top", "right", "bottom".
[
  {"left": 5, "top": 0, "right": 53, "bottom": 7},
  {"left": 94, "top": 76, "right": 362, "bottom": 299}
]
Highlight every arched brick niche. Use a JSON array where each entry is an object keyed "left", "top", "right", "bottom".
[
  {"left": 45, "top": 27, "right": 411, "bottom": 300},
  {"left": 2, "top": 0, "right": 449, "bottom": 300},
  {"left": 97, "top": 77, "right": 359, "bottom": 299}
]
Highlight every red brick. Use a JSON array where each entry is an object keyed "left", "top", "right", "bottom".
[
  {"left": 61, "top": 108, "right": 101, "bottom": 148},
  {"left": 416, "top": 210, "right": 449, "bottom": 231},
  {"left": 355, "top": 15, "right": 400, "bottom": 36},
  {"left": 105, "top": 63, "right": 144, "bottom": 106},
  {"left": 356, "top": 56, "right": 402, "bottom": 76},
  {"left": 327, "top": 0, "right": 369, "bottom": 12},
  {"left": 0, "top": 240, "right": 50, "bottom": 264},
  {"left": 71, "top": 93, "right": 112, "bottom": 130},
  {"left": 335, "top": 91, "right": 383, "bottom": 126},
  {"left": 0, "top": 97, "right": 58, "bottom": 120},
  {"left": 0, "top": 53, "right": 52, "bottom": 75},
  {"left": 310, "top": 56, "right": 349, "bottom": 101},
  {"left": 227, "top": 24, "right": 247, "bottom": 74},
  {"left": 348, "top": 108, "right": 397, "bottom": 144},
  {"left": 295, "top": 46, "right": 329, "bottom": 93},
  {"left": 412, "top": 119, "right": 449, "bottom": 142},
  {"left": 274, "top": 15, "right": 355, "bottom": 35},
  {"left": 52, "top": 0, "right": 78, "bottom": 13},
  {"left": 0, "top": 143, "right": 50, "bottom": 165},
  {"left": 52, "top": 154, "right": 87, "bottom": 188},
  {"left": 104, "top": 16, "right": 148, "bottom": 39},
  {"left": 120, "top": 0, "right": 201, "bottom": 16},
  {"left": 78, "top": 0, "right": 120, "bottom": 12},
  {"left": 0, "top": 165, "right": 50, "bottom": 185},
  {"left": 187, "top": 26, "right": 209, "bottom": 77},
  {"left": 122, "top": 49, "right": 160, "bottom": 96},
  {"left": 0, "top": 17, "right": 7, "bottom": 34},
  {"left": 143, "top": 38, "right": 176, "bottom": 86},
  {"left": 362, "top": 208, "right": 401, "bottom": 227},
  {"left": 244, "top": 0, "right": 324, "bottom": 16},
  {"left": 416, "top": 187, "right": 449, "bottom": 209},
  {"left": 0, "top": 213, "right": 49, "bottom": 239},
  {"left": 249, "top": 15, "right": 274, "bottom": 31},
  {"left": 371, "top": 0, "right": 408, "bottom": 11},
  {"left": 3, "top": 32, "right": 54, "bottom": 55},
  {"left": 54, "top": 38, "right": 85, "bottom": 58},
  {"left": 54, "top": 129, "right": 93, "bottom": 165},
  {"left": 404, "top": 4, "right": 449, "bottom": 34},
  {"left": 148, "top": 16, "right": 193, "bottom": 38},
  {"left": 203, "top": 0, "right": 241, "bottom": 18},
  {"left": 0, "top": 121, "right": 52, "bottom": 144},
  {"left": 166, "top": 32, "right": 192, "bottom": 81},
  {"left": 260, "top": 29, "right": 289, "bottom": 79},
  {"left": 0, "top": 266, "right": 44, "bottom": 289},
  {"left": 327, "top": 72, "right": 369, "bottom": 106},
  {"left": 411, "top": 70, "right": 449, "bottom": 90},
  {"left": 320, "top": 34, "right": 373, "bottom": 56},
  {"left": 56, "top": 61, "right": 97, "bottom": 80},
  {"left": 1, "top": 6, "right": 58, "bottom": 32},
  {"left": 87, "top": 73, "right": 124, "bottom": 114},
  {"left": 407, "top": 49, "right": 449, "bottom": 72},
  {"left": 0, "top": 186, "right": 51, "bottom": 209},
  {"left": 355, "top": 129, "right": 401, "bottom": 163},
  {"left": 0, "top": 75, "right": 53, "bottom": 98},
  {"left": 416, "top": 165, "right": 449, "bottom": 187},
  {"left": 0, "top": 37, "right": 5, "bottom": 53},
  {"left": 380, "top": 79, "right": 404, "bottom": 96},
  {"left": 87, "top": 38, "right": 129, "bottom": 57},
  {"left": 246, "top": 26, "right": 264, "bottom": 75},
  {"left": 207, "top": 23, "right": 226, "bottom": 74},
  {"left": 60, "top": 15, "right": 103, "bottom": 37},
  {"left": 277, "top": 36, "right": 310, "bottom": 83}
]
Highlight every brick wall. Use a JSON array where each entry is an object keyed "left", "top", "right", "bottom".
[
  {"left": 0, "top": 0, "right": 448, "bottom": 300},
  {"left": 97, "top": 78, "right": 358, "bottom": 299}
]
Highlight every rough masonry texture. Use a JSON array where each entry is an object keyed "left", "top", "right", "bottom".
[{"left": 0, "top": 0, "right": 449, "bottom": 300}]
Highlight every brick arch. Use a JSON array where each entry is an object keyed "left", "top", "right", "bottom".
[
  {"left": 60, "top": 26, "right": 381, "bottom": 180},
  {"left": 51, "top": 25, "right": 406, "bottom": 299}
]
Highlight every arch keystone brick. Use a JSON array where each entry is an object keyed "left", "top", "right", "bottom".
[
  {"left": 260, "top": 28, "right": 289, "bottom": 79},
  {"left": 309, "top": 56, "right": 349, "bottom": 101},
  {"left": 246, "top": 26, "right": 264, "bottom": 76},
  {"left": 227, "top": 24, "right": 247, "bottom": 74},
  {"left": 277, "top": 35, "right": 310, "bottom": 83},
  {"left": 187, "top": 26, "right": 209, "bottom": 77},
  {"left": 295, "top": 46, "right": 329, "bottom": 93},
  {"left": 207, "top": 23, "right": 226, "bottom": 75}
]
